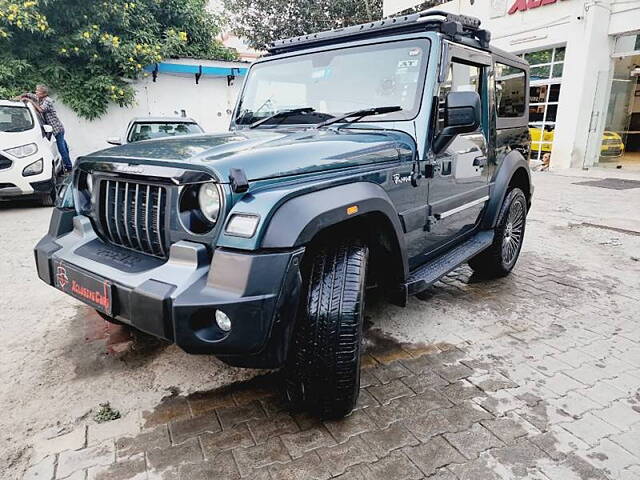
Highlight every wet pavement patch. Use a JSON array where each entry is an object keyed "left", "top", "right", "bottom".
[{"left": 573, "top": 178, "right": 640, "bottom": 190}]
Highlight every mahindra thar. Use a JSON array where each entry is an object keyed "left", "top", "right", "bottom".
[{"left": 35, "top": 10, "right": 532, "bottom": 418}]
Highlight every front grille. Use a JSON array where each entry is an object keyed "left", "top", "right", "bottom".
[
  {"left": 0, "top": 183, "right": 16, "bottom": 189},
  {"left": 0, "top": 154, "right": 12, "bottom": 170},
  {"left": 603, "top": 139, "right": 621, "bottom": 145},
  {"left": 98, "top": 179, "right": 168, "bottom": 258}
]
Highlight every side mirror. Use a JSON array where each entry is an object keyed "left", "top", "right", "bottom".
[
  {"left": 43, "top": 124, "right": 54, "bottom": 134},
  {"left": 107, "top": 136, "right": 122, "bottom": 146},
  {"left": 433, "top": 91, "right": 481, "bottom": 154}
]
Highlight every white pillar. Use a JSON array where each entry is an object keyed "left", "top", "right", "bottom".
[{"left": 550, "top": 0, "right": 614, "bottom": 170}]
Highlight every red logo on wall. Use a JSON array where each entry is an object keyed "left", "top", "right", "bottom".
[{"left": 508, "top": 0, "right": 565, "bottom": 15}]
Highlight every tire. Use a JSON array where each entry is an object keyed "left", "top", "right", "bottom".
[
  {"left": 41, "top": 167, "right": 57, "bottom": 207},
  {"left": 469, "top": 187, "right": 527, "bottom": 278},
  {"left": 285, "top": 238, "right": 368, "bottom": 419}
]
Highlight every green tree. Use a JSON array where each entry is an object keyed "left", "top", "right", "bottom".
[
  {"left": 0, "top": 0, "right": 237, "bottom": 119},
  {"left": 223, "top": 0, "right": 383, "bottom": 50}
]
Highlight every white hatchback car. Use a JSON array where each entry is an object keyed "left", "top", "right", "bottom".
[{"left": 0, "top": 100, "right": 62, "bottom": 206}]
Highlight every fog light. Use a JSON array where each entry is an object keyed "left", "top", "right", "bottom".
[{"left": 215, "top": 310, "right": 232, "bottom": 332}]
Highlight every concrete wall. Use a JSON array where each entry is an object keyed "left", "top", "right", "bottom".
[{"left": 55, "top": 59, "right": 247, "bottom": 159}]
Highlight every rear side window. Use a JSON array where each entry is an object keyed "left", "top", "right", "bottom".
[{"left": 495, "top": 63, "right": 526, "bottom": 118}]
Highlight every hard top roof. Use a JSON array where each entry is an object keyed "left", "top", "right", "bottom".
[{"left": 268, "top": 10, "right": 491, "bottom": 55}]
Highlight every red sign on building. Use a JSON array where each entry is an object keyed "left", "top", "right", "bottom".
[{"left": 508, "top": 0, "right": 565, "bottom": 15}]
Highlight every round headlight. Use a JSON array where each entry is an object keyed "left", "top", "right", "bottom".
[{"left": 198, "top": 183, "right": 221, "bottom": 223}]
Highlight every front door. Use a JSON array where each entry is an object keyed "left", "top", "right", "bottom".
[{"left": 424, "top": 46, "right": 492, "bottom": 254}]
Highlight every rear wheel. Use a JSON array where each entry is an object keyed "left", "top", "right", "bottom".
[
  {"left": 285, "top": 238, "right": 368, "bottom": 419},
  {"left": 469, "top": 187, "right": 527, "bottom": 278}
]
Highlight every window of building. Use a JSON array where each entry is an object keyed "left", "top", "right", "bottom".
[
  {"left": 517, "top": 46, "right": 565, "bottom": 162},
  {"left": 495, "top": 63, "right": 526, "bottom": 117}
]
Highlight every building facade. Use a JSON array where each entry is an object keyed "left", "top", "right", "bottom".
[{"left": 384, "top": 0, "right": 640, "bottom": 170}]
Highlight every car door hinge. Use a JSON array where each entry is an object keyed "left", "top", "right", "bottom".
[
  {"left": 424, "top": 161, "right": 440, "bottom": 179},
  {"left": 424, "top": 215, "right": 439, "bottom": 232}
]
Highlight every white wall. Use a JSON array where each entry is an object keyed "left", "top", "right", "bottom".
[{"left": 56, "top": 60, "right": 246, "bottom": 159}]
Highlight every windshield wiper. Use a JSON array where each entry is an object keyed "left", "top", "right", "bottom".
[
  {"left": 315, "top": 106, "right": 402, "bottom": 129},
  {"left": 249, "top": 107, "right": 316, "bottom": 129}
]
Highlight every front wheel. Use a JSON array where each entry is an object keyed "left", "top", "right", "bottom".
[
  {"left": 469, "top": 187, "right": 527, "bottom": 278},
  {"left": 285, "top": 238, "right": 368, "bottom": 419}
]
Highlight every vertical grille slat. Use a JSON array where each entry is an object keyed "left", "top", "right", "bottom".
[{"left": 98, "top": 179, "right": 167, "bottom": 258}]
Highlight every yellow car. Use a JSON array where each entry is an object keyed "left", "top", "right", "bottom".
[
  {"left": 600, "top": 131, "right": 625, "bottom": 157},
  {"left": 529, "top": 128, "right": 625, "bottom": 157}
]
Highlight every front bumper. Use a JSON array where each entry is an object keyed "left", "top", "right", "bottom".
[
  {"left": 0, "top": 178, "right": 54, "bottom": 199},
  {"left": 35, "top": 210, "right": 304, "bottom": 368}
]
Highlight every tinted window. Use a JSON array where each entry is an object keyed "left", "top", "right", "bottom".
[
  {"left": 495, "top": 63, "right": 526, "bottom": 118},
  {"left": 235, "top": 39, "right": 429, "bottom": 125},
  {"left": 0, "top": 106, "right": 35, "bottom": 133},
  {"left": 128, "top": 122, "right": 203, "bottom": 143}
]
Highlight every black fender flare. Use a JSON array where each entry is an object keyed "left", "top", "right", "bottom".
[
  {"left": 481, "top": 150, "right": 532, "bottom": 230},
  {"left": 261, "top": 182, "right": 409, "bottom": 279}
]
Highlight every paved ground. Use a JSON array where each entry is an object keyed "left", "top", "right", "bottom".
[{"left": 1, "top": 170, "right": 639, "bottom": 479}]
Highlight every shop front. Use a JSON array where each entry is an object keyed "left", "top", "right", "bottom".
[
  {"left": 383, "top": 0, "right": 640, "bottom": 170},
  {"left": 593, "top": 33, "right": 640, "bottom": 169}
]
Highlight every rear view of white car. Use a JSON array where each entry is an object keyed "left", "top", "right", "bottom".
[{"left": 0, "top": 100, "right": 62, "bottom": 206}]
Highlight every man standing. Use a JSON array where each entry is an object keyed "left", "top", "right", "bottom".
[{"left": 21, "top": 85, "right": 72, "bottom": 172}]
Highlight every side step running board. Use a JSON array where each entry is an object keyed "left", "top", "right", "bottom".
[{"left": 396, "top": 230, "right": 495, "bottom": 304}]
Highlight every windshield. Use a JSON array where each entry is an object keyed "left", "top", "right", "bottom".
[
  {"left": 128, "top": 122, "right": 203, "bottom": 142},
  {"left": 0, "top": 105, "right": 35, "bottom": 133},
  {"left": 235, "top": 39, "right": 430, "bottom": 126}
]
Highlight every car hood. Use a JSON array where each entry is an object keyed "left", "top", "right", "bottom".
[
  {"left": 85, "top": 128, "right": 412, "bottom": 182},
  {"left": 0, "top": 128, "right": 41, "bottom": 151}
]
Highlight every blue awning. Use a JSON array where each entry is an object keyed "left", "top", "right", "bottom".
[{"left": 144, "top": 62, "right": 248, "bottom": 77}]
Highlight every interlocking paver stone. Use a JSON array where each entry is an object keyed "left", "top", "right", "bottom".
[
  {"left": 323, "top": 409, "right": 376, "bottom": 443},
  {"left": 116, "top": 425, "right": 170, "bottom": 459},
  {"left": 169, "top": 412, "right": 221, "bottom": 444},
  {"left": 23, "top": 455, "right": 55, "bottom": 480},
  {"left": 200, "top": 424, "right": 255, "bottom": 457},
  {"left": 360, "top": 423, "right": 419, "bottom": 457},
  {"left": 87, "top": 453, "right": 146, "bottom": 480},
  {"left": 401, "top": 370, "right": 449, "bottom": 393},
  {"left": 57, "top": 441, "right": 115, "bottom": 479},
  {"left": 217, "top": 401, "right": 266, "bottom": 429},
  {"left": 316, "top": 436, "right": 377, "bottom": 475},
  {"left": 233, "top": 437, "right": 290, "bottom": 477},
  {"left": 404, "top": 436, "right": 465, "bottom": 476},
  {"left": 591, "top": 400, "right": 640, "bottom": 430},
  {"left": 146, "top": 437, "right": 202, "bottom": 472},
  {"left": 440, "top": 379, "right": 485, "bottom": 404},
  {"left": 364, "top": 450, "right": 422, "bottom": 480},
  {"left": 142, "top": 396, "right": 190, "bottom": 428},
  {"left": 268, "top": 451, "right": 331, "bottom": 480},
  {"left": 369, "top": 361, "right": 413, "bottom": 384},
  {"left": 480, "top": 411, "right": 541, "bottom": 444},
  {"left": 444, "top": 423, "right": 504, "bottom": 459},
  {"left": 367, "top": 379, "right": 414, "bottom": 405},
  {"left": 187, "top": 390, "right": 236, "bottom": 416},
  {"left": 178, "top": 451, "right": 240, "bottom": 480},
  {"left": 562, "top": 412, "right": 622, "bottom": 447},
  {"left": 248, "top": 414, "right": 299, "bottom": 444},
  {"left": 280, "top": 426, "right": 336, "bottom": 458}
]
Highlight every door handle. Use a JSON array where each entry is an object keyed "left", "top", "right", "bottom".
[{"left": 473, "top": 156, "right": 488, "bottom": 167}]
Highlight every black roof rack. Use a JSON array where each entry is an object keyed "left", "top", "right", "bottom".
[{"left": 267, "top": 10, "right": 491, "bottom": 55}]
